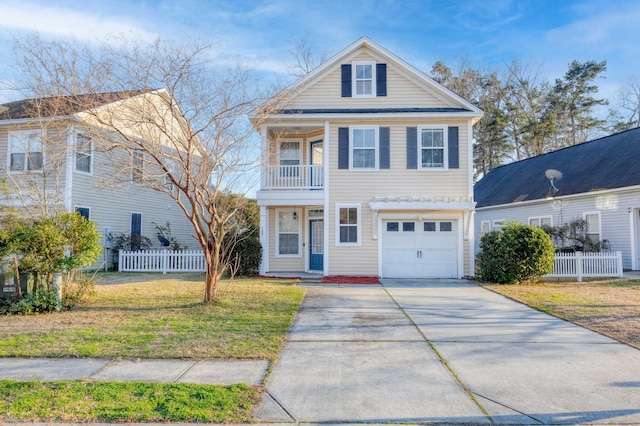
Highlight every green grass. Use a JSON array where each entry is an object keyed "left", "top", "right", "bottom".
[
  {"left": 0, "top": 380, "right": 259, "bottom": 423},
  {"left": 0, "top": 273, "right": 306, "bottom": 359}
]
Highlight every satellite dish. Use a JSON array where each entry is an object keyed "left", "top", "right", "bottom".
[
  {"left": 157, "top": 235, "right": 171, "bottom": 247},
  {"left": 545, "top": 169, "right": 563, "bottom": 196},
  {"left": 545, "top": 169, "right": 563, "bottom": 181}
]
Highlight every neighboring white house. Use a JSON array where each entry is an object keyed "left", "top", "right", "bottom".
[
  {"left": 474, "top": 127, "right": 640, "bottom": 270},
  {"left": 0, "top": 91, "right": 194, "bottom": 269},
  {"left": 250, "top": 37, "right": 483, "bottom": 278}
]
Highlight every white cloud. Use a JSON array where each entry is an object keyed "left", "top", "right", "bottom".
[{"left": 0, "top": 1, "right": 156, "bottom": 43}]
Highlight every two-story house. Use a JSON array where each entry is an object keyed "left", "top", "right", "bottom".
[
  {"left": 0, "top": 90, "right": 194, "bottom": 269},
  {"left": 251, "top": 37, "right": 483, "bottom": 279}
]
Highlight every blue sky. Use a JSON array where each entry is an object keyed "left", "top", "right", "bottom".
[{"left": 0, "top": 0, "right": 638, "bottom": 104}]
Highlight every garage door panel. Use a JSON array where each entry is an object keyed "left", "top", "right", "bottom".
[{"left": 382, "top": 219, "right": 458, "bottom": 278}]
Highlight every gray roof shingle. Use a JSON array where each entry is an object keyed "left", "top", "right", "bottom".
[{"left": 474, "top": 127, "right": 640, "bottom": 208}]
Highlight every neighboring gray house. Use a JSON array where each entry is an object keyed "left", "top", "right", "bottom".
[
  {"left": 474, "top": 127, "right": 640, "bottom": 270},
  {"left": 0, "top": 91, "right": 194, "bottom": 269}
]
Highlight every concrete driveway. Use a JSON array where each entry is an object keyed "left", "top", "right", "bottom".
[{"left": 255, "top": 279, "right": 640, "bottom": 424}]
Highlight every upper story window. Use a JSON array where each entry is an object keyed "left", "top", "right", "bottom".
[
  {"left": 418, "top": 126, "right": 448, "bottom": 169},
  {"left": 350, "top": 126, "right": 378, "bottom": 169},
  {"left": 75, "top": 133, "right": 93, "bottom": 174},
  {"left": 8, "top": 130, "right": 43, "bottom": 172},
  {"left": 353, "top": 62, "right": 376, "bottom": 97},
  {"left": 132, "top": 152, "right": 144, "bottom": 183}
]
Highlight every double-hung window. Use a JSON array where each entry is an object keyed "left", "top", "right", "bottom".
[
  {"left": 351, "top": 126, "right": 377, "bottom": 169},
  {"left": 353, "top": 62, "right": 375, "bottom": 97},
  {"left": 8, "top": 130, "right": 43, "bottom": 172},
  {"left": 418, "top": 126, "right": 447, "bottom": 169},
  {"left": 584, "top": 212, "right": 601, "bottom": 243},
  {"left": 336, "top": 204, "right": 360, "bottom": 245},
  {"left": 75, "top": 133, "right": 92, "bottom": 174},
  {"left": 277, "top": 209, "right": 301, "bottom": 256},
  {"left": 529, "top": 216, "right": 552, "bottom": 227},
  {"left": 279, "top": 140, "right": 301, "bottom": 179}
]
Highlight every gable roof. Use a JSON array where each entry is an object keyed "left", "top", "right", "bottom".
[
  {"left": 251, "top": 36, "right": 483, "bottom": 122},
  {"left": 474, "top": 127, "right": 640, "bottom": 208},
  {"left": 0, "top": 90, "right": 151, "bottom": 121}
]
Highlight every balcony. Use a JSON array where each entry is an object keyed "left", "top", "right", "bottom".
[{"left": 262, "top": 165, "right": 324, "bottom": 190}]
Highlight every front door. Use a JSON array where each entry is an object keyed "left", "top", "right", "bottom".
[
  {"left": 310, "top": 140, "right": 323, "bottom": 188},
  {"left": 309, "top": 219, "right": 324, "bottom": 271}
]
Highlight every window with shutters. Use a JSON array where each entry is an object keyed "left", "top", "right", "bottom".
[
  {"left": 350, "top": 126, "right": 378, "bottom": 169},
  {"left": 75, "top": 206, "right": 90, "bottom": 219},
  {"left": 336, "top": 204, "right": 361, "bottom": 246},
  {"left": 418, "top": 125, "right": 448, "bottom": 169},
  {"left": 352, "top": 61, "right": 376, "bottom": 97},
  {"left": 8, "top": 130, "right": 44, "bottom": 172}
]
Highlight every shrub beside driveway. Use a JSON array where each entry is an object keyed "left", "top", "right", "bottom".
[{"left": 484, "top": 278, "right": 640, "bottom": 349}]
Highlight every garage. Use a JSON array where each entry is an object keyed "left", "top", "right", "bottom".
[{"left": 381, "top": 219, "right": 458, "bottom": 278}]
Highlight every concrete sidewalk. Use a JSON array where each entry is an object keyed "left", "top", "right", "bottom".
[
  {"left": 0, "top": 357, "right": 269, "bottom": 385},
  {"left": 256, "top": 279, "right": 640, "bottom": 425}
]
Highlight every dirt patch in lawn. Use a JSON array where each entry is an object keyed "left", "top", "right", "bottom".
[{"left": 484, "top": 278, "right": 640, "bottom": 349}]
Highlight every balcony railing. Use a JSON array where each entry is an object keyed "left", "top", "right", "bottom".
[{"left": 262, "top": 165, "right": 324, "bottom": 190}]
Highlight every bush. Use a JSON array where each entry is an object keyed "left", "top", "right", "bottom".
[
  {"left": 63, "top": 271, "right": 97, "bottom": 304},
  {"left": 5, "top": 290, "right": 61, "bottom": 315},
  {"left": 223, "top": 233, "right": 262, "bottom": 277},
  {"left": 477, "top": 222, "right": 555, "bottom": 284}
]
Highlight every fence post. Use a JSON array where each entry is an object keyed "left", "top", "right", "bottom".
[
  {"left": 576, "top": 251, "right": 583, "bottom": 282},
  {"left": 118, "top": 250, "right": 123, "bottom": 272},
  {"left": 616, "top": 251, "right": 623, "bottom": 278},
  {"left": 162, "top": 250, "right": 167, "bottom": 274}
]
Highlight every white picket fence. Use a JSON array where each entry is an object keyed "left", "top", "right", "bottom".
[
  {"left": 547, "top": 251, "right": 623, "bottom": 282},
  {"left": 118, "top": 250, "right": 206, "bottom": 274}
]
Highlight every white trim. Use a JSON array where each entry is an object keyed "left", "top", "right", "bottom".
[
  {"left": 631, "top": 208, "right": 637, "bottom": 271},
  {"left": 256, "top": 190, "right": 324, "bottom": 206},
  {"left": 468, "top": 120, "right": 474, "bottom": 200},
  {"left": 528, "top": 215, "right": 553, "bottom": 227},
  {"left": 7, "top": 129, "right": 45, "bottom": 173},
  {"left": 349, "top": 125, "right": 379, "bottom": 170},
  {"left": 277, "top": 138, "right": 302, "bottom": 167},
  {"left": 259, "top": 206, "right": 268, "bottom": 275},
  {"left": 376, "top": 212, "right": 464, "bottom": 278},
  {"left": 275, "top": 208, "right": 302, "bottom": 257},
  {"left": 583, "top": 211, "right": 602, "bottom": 240},
  {"left": 323, "top": 121, "right": 330, "bottom": 275},
  {"left": 64, "top": 127, "right": 74, "bottom": 211},
  {"left": 352, "top": 61, "right": 376, "bottom": 98},
  {"left": 369, "top": 200, "right": 476, "bottom": 211},
  {"left": 73, "top": 131, "right": 94, "bottom": 176},
  {"left": 480, "top": 220, "right": 491, "bottom": 235},
  {"left": 417, "top": 125, "right": 448, "bottom": 170},
  {"left": 308, "top": 138, "right": 323, "bottom": 166},
  {"left": 305, "top": 207, "right": 324, "bottom": 272},
  {"left": 335, "top": 203, "right": 361, "bottom": 247},
  {"left": 493, "top": 219, "right": 506, "bottom": 231},
  {"left": 262, "top": 111, "right": 483, "bottom": 121}
]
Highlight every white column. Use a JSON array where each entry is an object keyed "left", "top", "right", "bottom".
[
  {"left": 64, "top": 126, "right": 75, "bottom": 211},
  {"left": 260, "top": 128, "right": 268, "bottom": 190},
  {"left": 259, "top": 206, "right": 269, "bottom": 275},
  {"left": 323, "top": 120, "right": 330, "bottom": 276}
]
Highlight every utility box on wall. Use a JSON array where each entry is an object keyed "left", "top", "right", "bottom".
[{"left": 0, "top": 272, "right": 29, "bottom": 299}]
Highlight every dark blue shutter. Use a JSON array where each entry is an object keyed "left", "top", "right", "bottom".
[
  {"left": 338, "top": 127, "right": 349, "bottom": 169},
  {"left": 406, "top": 127, "right": 417, "bottom": 169},
  {"left": 448, "top": 126, "right": 459, "bottom": 169},
  {"left": 75, "top": 207, "right": 90, "bottom": 219},
  {"left": 130, "top": 213, "right": 142, "bottom": 251},
  {"left": 376, "top": 64, "right": 387, "bottom": 97},
  {"left": 379, "top": 127, "right": 390, "bottom": 169},
  {"left": 341, "top": 64, "right": 352, "bottom": 97}
]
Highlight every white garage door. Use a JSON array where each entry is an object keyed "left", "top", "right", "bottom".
[{"left": 382, "top": 219, "right": 458, "bottom": 278}]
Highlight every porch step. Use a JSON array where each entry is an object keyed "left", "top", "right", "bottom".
[{"left": 262, "top": 272, "right": 323, "bottom": 283}]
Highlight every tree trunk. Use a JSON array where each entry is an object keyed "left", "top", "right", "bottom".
[
  {"left": 12, "top": 255, "right": 22, "bottom": 298},
  {"left": 203, "top": 239, "right": 222, "bottom": 304}
]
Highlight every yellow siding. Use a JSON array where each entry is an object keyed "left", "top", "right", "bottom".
[
  {"left": 267, "top": 206, "right": 306, "bottom": 272},
  {"left": 326, "top": 120, "right": 472, "bottom": 277},
  {"left": 288, "top": 51, "right": 455, "bottom": 110}
]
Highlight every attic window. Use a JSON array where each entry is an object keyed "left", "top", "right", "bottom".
[{"left": 353, "top": 62, "right": 376, "bottom": 97}]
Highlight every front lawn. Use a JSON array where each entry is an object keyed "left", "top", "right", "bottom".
[
  {"left": 0, "top": 273, "right": 305, "bottom": 359},
  {"left": 0, "top": 380, "right": 258, "bottom": 423},
  {"left": 484, "top": 278, "right": 640, "bottom": 349}
]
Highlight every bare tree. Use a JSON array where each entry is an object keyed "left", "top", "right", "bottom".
[
  {"left": 8, "top": 34, "right": 280, "bottom": 303},
  {"left": 609, "top": 75, "right": 640, "bottom": 132},
  {"left": 289, "top": 37, "right": 329, "bottom": 77}
]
